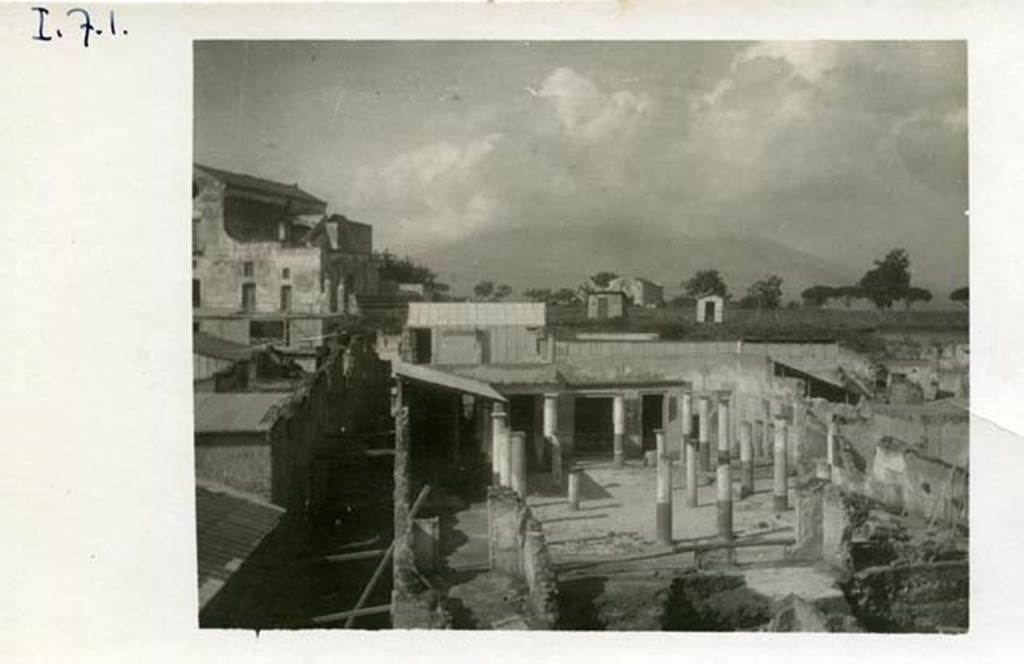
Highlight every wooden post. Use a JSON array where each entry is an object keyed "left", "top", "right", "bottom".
[{"left": 826, "top": 415, "right": 837, "bottom": 467}]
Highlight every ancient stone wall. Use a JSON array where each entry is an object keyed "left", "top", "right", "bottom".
[{"left": 487, "top": 487, "right": 560, "bottom": 628}]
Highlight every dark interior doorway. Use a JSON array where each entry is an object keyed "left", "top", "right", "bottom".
[
  {"left": 704, "top": 300, "right": 715, "bottom": 321},
  {"left": 411, "top": 328, "right": 432, "bottom": 364},
  {"left": 574, "top": 396, "right": 613, "bottom": 455},
  {"left": 641, "top": 393, "right": 665, "bottom": 451}
]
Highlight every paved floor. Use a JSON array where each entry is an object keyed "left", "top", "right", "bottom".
[
  {"left": 525, "top": 456, "right": 797, "bottom": 566},
  {"left": 435, "top": 457, "right": 847, "bottom": 630}
]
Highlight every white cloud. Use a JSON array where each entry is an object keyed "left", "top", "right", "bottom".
[
  {"left": 538, "top": 67, "right": 655, "bottom": 142},
  {"left": 735, "top": 42, "right": 842, "bottom": 83},
  {"left": 350, "top": 133, "right": 504, "bottom": 246}
]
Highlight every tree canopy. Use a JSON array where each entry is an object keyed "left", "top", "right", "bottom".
[
  {"left": 590, "top": 271, "right": 620, "bottom": 289},
  {"left": 473, "top": 280, "right": 495, "bottom": 300},
  {"left": 741, "top": 274, "right": 783, "bottom": 310},
  {"left": 902, "top": 286, "right": 933, "bottom": 310},
  {"left": 859, "top": 248, "right": 911, "bottom": 310},
  {"left": 801, "top": 285, "right": 835, "bottom": 308},
  {"left": 950, "top": 286, "right": 968, "bottom": 306},
  {"left": 683, "top": 269, "right": 729, "bottom": 299}
]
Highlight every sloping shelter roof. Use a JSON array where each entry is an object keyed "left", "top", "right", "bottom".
[
  {"left": 196, "top": 481, "right": 285, "bottom": 609},
  {"left": 394, "top": 361, "right": 507, "bottom": 401},
  {"left": 194, "top": 392, "right": 290, "bottom": 434},
  {"left": 193, "top": 331, "right": 255, "bottom": 363}
]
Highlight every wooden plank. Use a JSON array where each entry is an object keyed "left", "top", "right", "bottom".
[
  {"left": 308, "top": 604, "right": 392, "bottom": 625},
  {"left": 312, "top": 549, "right": 386, "bottom": 564},
  {"left": 343, "top": 484, "right": 432, "bottom": 628}
]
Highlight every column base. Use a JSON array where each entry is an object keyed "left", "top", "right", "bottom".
[
  {"left": 656, "top": 502, "right": 672, "bottom": 545},
  {"left": 716, "top": 500, "right": 733, "bottom": 540},
  {"left": 740, "top": 462, "right": 754, "bottom": 499},
  {"left": 773, "top": 494, "right": 789, "bottom": 512}
]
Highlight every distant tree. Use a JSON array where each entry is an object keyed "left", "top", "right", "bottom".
[
  {"left": 902, "top": 286, "right": 933, "bottom": 310},
  {"left": 834, "top": 285, "right": 864, "bottom": 308},
  {"left": 523, "top": 287, "right": 554, "bottom": 303},
  {"left": 552, "top": 288, "right": 582, "bottom": 306},
  {"left": 473, "top": 280, "right": 495, "bottom": 301},
  {"left": 786, "top": 300, "right": 801, "bottom": 310},
  {"left": 374, "top": 250, "right": 438, "bottom": 287},
  {"left": 859, "top": 248, "right": 911, "bottom": 310},
  {"left": 590, "top": 271, "right": 620, "bottom": 289},
  {"left": 801, "top": 285, "right": 836, "bottom": 308},
  {"left": 494, "top": 284, "right": 513, "bottom": 301},
  {"left": 745, "top": 274, "right": 784, "bottom": 311},
  {"left": 950, "top": 286, "right": 969, "bottom": 306},
  {"left": 683, "top": 269, "right": 729, "bottom": 299}
]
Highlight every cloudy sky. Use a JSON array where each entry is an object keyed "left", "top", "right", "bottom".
[{"left": 194, "top": 41, "right": 967, "bottom": 296}]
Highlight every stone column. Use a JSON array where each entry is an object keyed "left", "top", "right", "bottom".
[
  {"left": 567, "top": 467, "right": 581, "bottom": 511},
  {"left": 655, "top": 430, "right": 672, "bottom": 545},
  {"left": 739, "top": 420, "right": 754, "bottom": 499},
  {"left": 613, "top": 394, "right": 626, "bottom": 467},
  {"left": 773, "top": 416, "right": 789, "bottom": 512},
  {"left": 716, "top": 397, "right": 733, "bottom": 541},
  {"left": 761, "top": 399, "right": 772, "bottom": 459},
  {"left": 698, "top": 396, "right": 711, "bottom": 473},
  {"left": 510, "top": 431, "right": 527, "bottom": 497},
  {"left": 789, "top": 402, "right": 804, "bottom": 475},
  {"left": 682, "top": 391, "right": 698, "bottom": 507},
  {"left": 543, "top": 393, "right": 562, "bottom": 488},
  {"left": 492, "top": 402, "right": 509, "bottom": 487}
]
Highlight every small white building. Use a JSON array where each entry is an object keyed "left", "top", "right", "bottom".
[
  {"left": 609, "top": 277, "right": 664, "bottom": 308},
  {"left": 696, "top": 294, "right": 724, "bottom": 323}
]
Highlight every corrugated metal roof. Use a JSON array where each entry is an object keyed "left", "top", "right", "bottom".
[
  {"left": 195, "top": 481, "right": 284, "bottom": 609},
  {"left": 407, "top": 302, "right": 546, "bottom": 327},
  {"left": 394, "top": 361, "right": 507, "bottom": 401},
  {"left": 194, "top": 392, "right": 290, "bottom": 434}
]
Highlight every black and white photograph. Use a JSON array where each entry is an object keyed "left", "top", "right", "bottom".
[{"left": 191, "top": 40, "right": 968, "bottom": 632}]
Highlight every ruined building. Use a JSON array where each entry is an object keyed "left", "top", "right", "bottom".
[{"left": 192, "top": 164, "right": 379, "bottom": 348}]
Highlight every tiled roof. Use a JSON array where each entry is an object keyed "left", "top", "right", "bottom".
[
  {"left": 195, "top": 163, "right": 326, "bottom": 211},
  {"left": 195, "top": 481, "right": 284, "bottom": 609},
  {"left": 193, "top": 331, "right": 254, "bottom": 363},
  {"left": 194, "top": 392, "right": 290, "bottom": 434},
  {"left": 407, "top": 302, "right": 546, "bottom": 327}
]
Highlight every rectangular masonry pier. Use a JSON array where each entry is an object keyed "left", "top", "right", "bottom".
[
  {"left": 740, "top": 420, "right": 754, "bottom": 499},
  {"left": 716, "top": 398, "right": 733, "bottom": 542},
  {"left": 655, "top": 430, "right": 672, "bottom": 545},
  {"left": 773, "top": 416, "right": 789, "bottom": 512}
]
